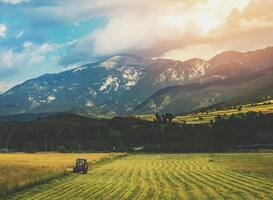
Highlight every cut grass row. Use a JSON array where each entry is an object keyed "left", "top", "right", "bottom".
[
  {"left": 0, "top": 153, "right": 126, "bottom": 197},
  {"left": 215, "top": 152, "right": 273, "bottom": 179},
  {"left": 9, "top": 153, "right": 273, "bottom": 200}
]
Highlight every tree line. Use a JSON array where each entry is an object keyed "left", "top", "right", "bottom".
[{"left": 0, "top": 112, "right": 272, "bottom": 153}]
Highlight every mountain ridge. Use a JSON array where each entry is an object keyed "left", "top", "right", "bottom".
[
  {"left": 1, "top": 46, "right": 273, "bottom": 116},
  {"left": 133, "top": 67, "right": 273, "bottom": 114}
]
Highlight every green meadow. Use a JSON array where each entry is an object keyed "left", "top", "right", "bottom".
[{"left": 7, "top": 153, "right": 273, "bottom": 200}]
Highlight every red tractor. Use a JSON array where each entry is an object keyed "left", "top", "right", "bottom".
[{"left": 73, "top": 158, "right": 88, "bottom": 174}]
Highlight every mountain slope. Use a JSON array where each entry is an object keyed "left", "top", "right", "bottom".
[
  {"left": 0, "top": 47, "right": 273, "bottom": 116},
  {"left": 0, "top": 55, "right": 213, "bottom": 116},
  {"left": 133, "top": 68, "right": 273, "bottom": 114}
]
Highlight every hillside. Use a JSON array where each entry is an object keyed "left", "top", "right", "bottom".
[
  {"left": 174, "top": 100, "right": 273, "bottom": 124},
  {"left": 0, "top": 55, "right": 212, "bottom": 116},
  {"left": 0, "top": 47, "right": 273, "bottom": 116},
  {"left": 137, "top": 99, "right": 273, "bottom": 124},
  {"left": 133, "top": 68, "right": 273, "bottom": 114}
]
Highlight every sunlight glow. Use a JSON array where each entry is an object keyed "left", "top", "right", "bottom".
[{"left": 161, "top": 0, "right": 250, "bottom": 35}]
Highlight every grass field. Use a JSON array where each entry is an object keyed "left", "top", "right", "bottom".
[
  {"left": 8, "top": 153, "right": 273, "bottom": 200},
  {"left": 137, "top": 100, "right": 273, "bottom": 124},
  {"left": 0, "top": 153, "right": 125, "bottom": 197}
]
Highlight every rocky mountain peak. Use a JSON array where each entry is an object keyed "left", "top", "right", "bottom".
[{"left": 0, "top": 46, "right": 273, "bottom": 117}]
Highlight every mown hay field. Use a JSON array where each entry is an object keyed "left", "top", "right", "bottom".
[
  {"left": 0, "top": 153, "right": 125, "bottom": 197},
  {"left": 9, "top": 153, "right": 273, "bottom": 200}
]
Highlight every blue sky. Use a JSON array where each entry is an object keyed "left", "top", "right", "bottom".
[
  {"left": 0, "top": 0, "right": 273, "bottom": 93},
  {"left": 0, "top": 0, "right": 108, "bottom": 92}
]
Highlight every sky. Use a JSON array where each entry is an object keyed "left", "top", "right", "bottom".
[{"left": 0, "top": 0, "right": 273, "bottom": 93}]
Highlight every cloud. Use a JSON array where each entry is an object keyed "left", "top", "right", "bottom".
[
  {"left": 2, "top": 0, "right": 273, "bottom": 67},
  {"left": 158, "top": 0, "right": 273, "bottom": 61},
  {"left": 0, "top": 0, "right": 29, "bottom": 4},
  {"left": 58, "top": 0, "right": 257, "bottom": 64},
  {"left": 0, "top": 41, "right": 57, "bottom": 75},
  {"left": 0, "top": 24, "right": 7, "bottom": 38}
]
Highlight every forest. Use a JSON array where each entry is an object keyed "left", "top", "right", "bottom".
[{"left": 0, "top": 112, "right": 272, "bottom": 153}]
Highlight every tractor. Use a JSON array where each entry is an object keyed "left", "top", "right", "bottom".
[{"left": 73, "top": 158, "right": 88, "bottom": 174}]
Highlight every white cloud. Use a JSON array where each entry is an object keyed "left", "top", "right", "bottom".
[
  {"left": 60, "top": 0, "right": 260, "bottom": 64},
  {"left": 0, "top": 0, "right": 29, "bottom": 4},
  {"left": 0, "top": 42, "right": 56, "bottom": 70},
  {"left": 2, "top": 0, "right": 273, "bottom": 65},
  {"left": 91, "top": 0, "right": 254, "bottom": 59},
  {"left": 162, "top": 44, "right": 226, "bottom": 61},
  {"left": 0, "top": 24, "right": 7, "bottom": 38},
  {"left": 23, "top": 41, "right": 33, "bottom": 48}
]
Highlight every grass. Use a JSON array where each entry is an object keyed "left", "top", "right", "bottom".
[
  {"left": 174, "top": 100, "right": 273, "bottom": 124},
  {"left": 8, "top": 153, "right": 273, "bottom": 200},
  {"left": 137, "top": 100, "right": 273, "bottom": 124},
  {"left": 215, "top": 152, "right": 273, "bottom": 179},
  {"left": 0, "top": 152, "right": 126, "bottom": 197}
]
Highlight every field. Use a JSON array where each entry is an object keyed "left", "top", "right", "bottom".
[
  {"left": 7, "top": 153, "right": 273, "bottom": 200},
  {"left": 137, "top": 100, "right": 273, "bottom": 124},
  {"left": 0, "top": 153, "right": 125, "bottom": 197}
]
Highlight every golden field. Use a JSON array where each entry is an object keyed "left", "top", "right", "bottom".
[
  {"left": 0, "top": 153, "right": 126, "bottom": 196},
  {"left": 8, "top": 153, "right": 273, "bottom": 200},
  {"left": 137, "top": 100, "right": 273, "bottom": 124}
]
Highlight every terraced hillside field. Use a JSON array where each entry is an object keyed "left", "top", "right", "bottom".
[
  {"left": 9, "top": 153, "right": 273, "bottom": 200},
  {"left": 137, "top": 100, "right": 273, "bottom": 124},
  {"left": 174, "top": 100, "right": 273, "bottom": 124}
]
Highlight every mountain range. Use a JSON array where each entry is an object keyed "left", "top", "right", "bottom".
[{"left": 0, "top": 47, "right": 273, "bottom": 117}]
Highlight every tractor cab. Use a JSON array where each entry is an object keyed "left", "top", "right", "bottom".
[{"left": 73, "top": 158, "right": 88, "bottom": 174}]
